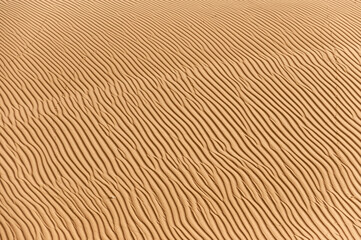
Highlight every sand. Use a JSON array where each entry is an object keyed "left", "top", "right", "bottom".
[{"left": 1, "top": 0, "right": 361, "bottom": 239}]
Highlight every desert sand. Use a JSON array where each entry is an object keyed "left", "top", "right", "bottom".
[{"left": 1, "top": 0, "right": 361, "bottom": 239}]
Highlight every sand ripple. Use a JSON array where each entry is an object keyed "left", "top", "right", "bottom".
[{"left": 1, "top": 0, "right": 361, "bottom": 239}]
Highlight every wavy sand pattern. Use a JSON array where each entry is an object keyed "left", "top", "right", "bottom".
[{"left": 1, "top": 0, "right": 361, "bottom": 239}]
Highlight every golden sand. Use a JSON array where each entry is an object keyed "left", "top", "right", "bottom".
[{"left": 1, "top": 0, "right": 361, "bottom": 239}]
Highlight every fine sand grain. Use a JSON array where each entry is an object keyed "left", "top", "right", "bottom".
[{"left": 1, "top": 0, "right": 361, "bottom": 239}]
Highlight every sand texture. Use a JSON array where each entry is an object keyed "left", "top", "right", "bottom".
[{"left": 1, "top": 0, "right": 361, "bottom": 239}]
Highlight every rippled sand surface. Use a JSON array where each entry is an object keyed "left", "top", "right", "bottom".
[{"left": 1, "top": 0, "right": 361, "bottom": 239}]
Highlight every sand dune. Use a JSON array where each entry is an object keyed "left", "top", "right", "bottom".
[{"left": 1, "top": 0, "right": 361, "bottom": 239}]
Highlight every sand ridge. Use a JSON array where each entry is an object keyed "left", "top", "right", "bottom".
[{"left": 1, "top": 0, "right": 361, "bottom": 239}]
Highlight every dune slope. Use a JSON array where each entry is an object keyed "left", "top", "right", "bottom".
[{"left": 1, "top": 0, "right": 361, "bottom": 239}]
